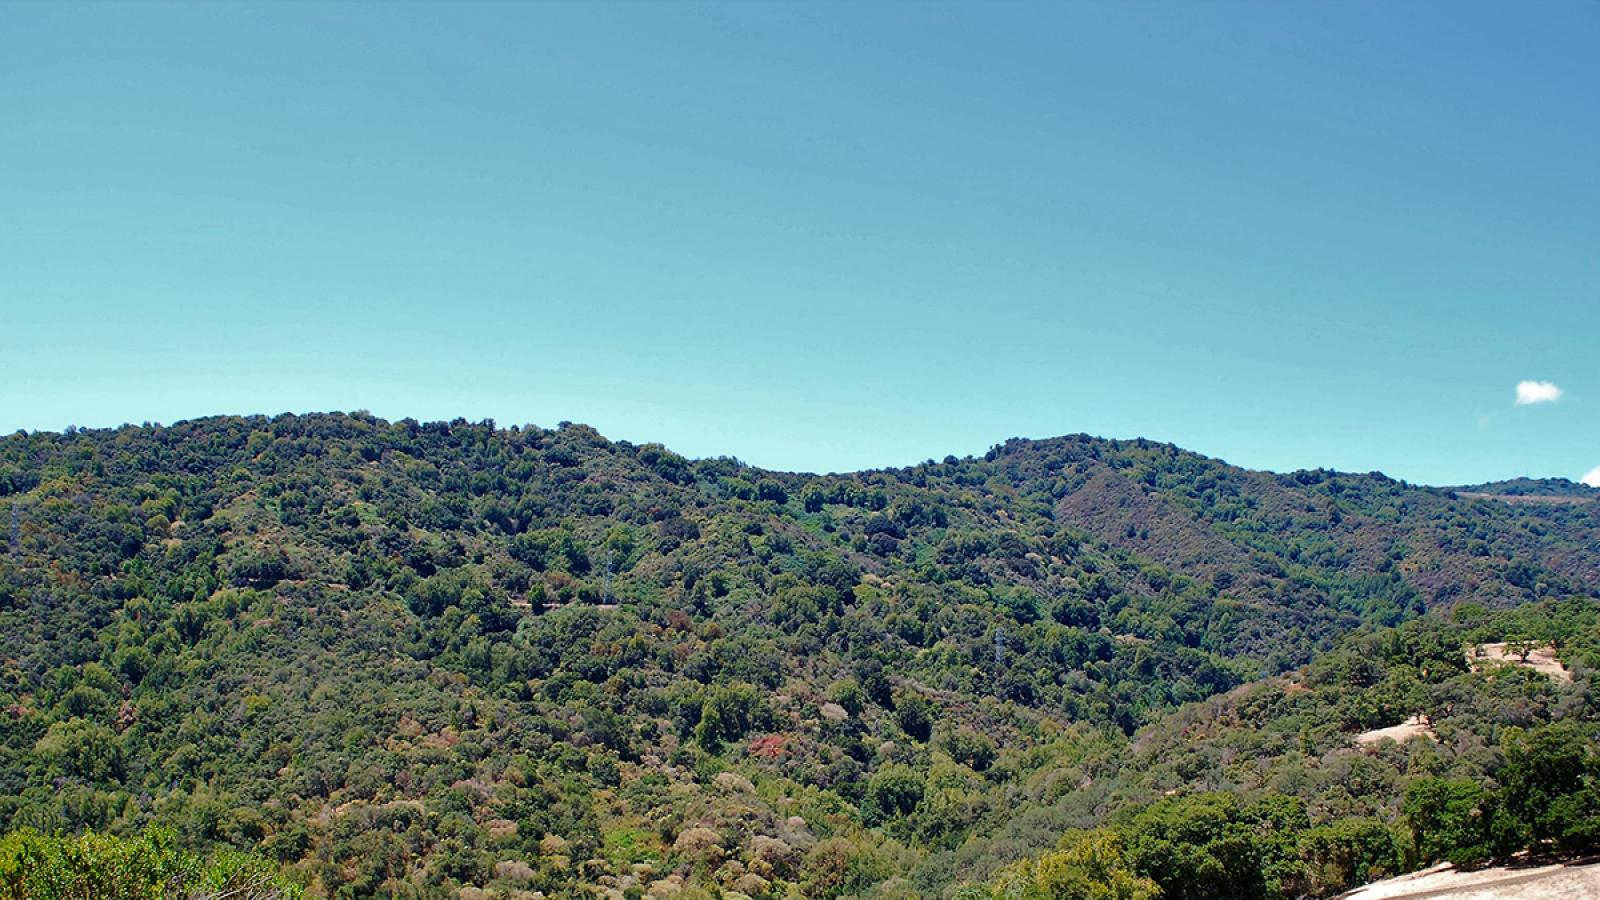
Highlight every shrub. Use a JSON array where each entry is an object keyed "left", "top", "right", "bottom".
[{"left": 0, "top": 828, "right": 298, "bottom": 900}]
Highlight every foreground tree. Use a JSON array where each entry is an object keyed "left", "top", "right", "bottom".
[
  {"left": 983, "top": 829, "right": 1159, "bottom": 900},
  {"left": 0, "top": 829, "right": 298, "bottom": 900}
]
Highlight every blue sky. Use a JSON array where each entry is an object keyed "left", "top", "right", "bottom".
[{"left": 2, "top": 2, "right": 1596, "bottom": 485}]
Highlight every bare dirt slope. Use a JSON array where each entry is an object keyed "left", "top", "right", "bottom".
[
  {"left": 1354, "top": 714, "right": 1437, "bottom": 746},
  {"left": 1342, "top": 859, "right": 1600, "bottom": 899}
]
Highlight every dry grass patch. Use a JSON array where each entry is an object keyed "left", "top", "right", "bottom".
[
  {"left": 1468, "top": 642, "right": 1572, "bottom": 682},
  {"left": 1354, "top": 715, "right": 1437, "bottom": 747}
]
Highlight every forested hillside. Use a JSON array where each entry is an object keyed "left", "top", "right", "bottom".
[{"left": 2, "top": 413, "right": 1597, "bottom": 898}]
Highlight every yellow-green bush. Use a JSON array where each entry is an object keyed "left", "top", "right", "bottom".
[{"left": 0, "top": 828, "right": 298, "bottom": 900}]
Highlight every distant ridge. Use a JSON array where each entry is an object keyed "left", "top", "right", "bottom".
[{"left": 1453, "top": 477, "right": 1600, "bottom": 502}]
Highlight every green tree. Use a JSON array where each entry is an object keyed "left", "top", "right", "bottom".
[
  {"left": 1299, "top": 817, "right": 1400, "bottom": 895},
  {"left": 0, "top": 828, "right": 298, "bottom": 900},
  {"left": 1497, "top": 722, "right": 1600, "bottom": 853},
  {"left": 33, "top": 720, "right": 125, "bottom": 783},
  {"left": 863, "top": 764, "right": 925, "bottom": 826},
  {"left": 694, "top": 682, "right": 762, "bottom": 752},
  {"left": 756, "top": 479, "right": 789, "bottom": 504},
  {"left": 1403, "top": 777, "right": 1492, "bottom": 866},
  {"left": 894, "top": 691, "right": 934, "bottom": 742},
  {"left": 1119, "top": 793, "right": 1267, "bottom": 900},
  {"left": 988, "top": 829, "right": 1159, "bottom": 900}
]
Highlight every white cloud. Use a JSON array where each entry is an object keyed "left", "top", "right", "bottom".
[
  {"left": 1582, "top": 466, "right": 1600, "bottom": 489},
  {"left": 1515, "top": 380, "right": 1563, "bottom": 406}
]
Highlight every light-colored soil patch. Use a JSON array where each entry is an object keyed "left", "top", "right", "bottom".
[
  {"left": 1468, "top": 643, "right": 1572, "bottom": 682},
  {"left": 1355, "top": 715, "right": 1437, "bottom": 746},
  {"left": 1341, "top": 858, "right": 1600, "bottom": 899}
]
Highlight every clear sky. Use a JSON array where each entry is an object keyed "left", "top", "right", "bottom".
[{"left": 2, "top": 2, "right": 1596, "bottom": 485}]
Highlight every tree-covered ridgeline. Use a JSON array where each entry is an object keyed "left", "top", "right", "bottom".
[{"left": 1, "top": 413, "right": 1596, "bottom": 897}]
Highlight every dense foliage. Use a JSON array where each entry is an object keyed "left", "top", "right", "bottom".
[
  {"left": 0, "top": 827, "right": 296, "bottom": 899},
  {"left": 1, "top": 413, "right": 1596, "bottom": 897}
]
